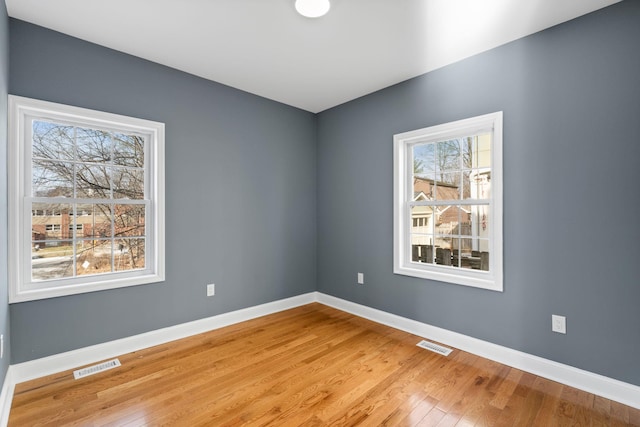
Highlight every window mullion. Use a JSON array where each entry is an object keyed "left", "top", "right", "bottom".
[
  {"left": 31, "top": 196, "right": 150, "bottom": 205},
  {"left": 409, "top": 199, "right": 490, "bottom": 207},
  {"left": 111, "top": 203, "right": 115, "bottom": 273},
  {"left": 73, "top": 126, "right": 79, "bottom": 279},
  {"left": 72, "top": 205, "right": 77, "bottom": 279}
]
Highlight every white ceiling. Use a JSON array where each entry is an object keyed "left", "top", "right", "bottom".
[{"left": 5, "top": 0, "right": 621, "bottom": 113}]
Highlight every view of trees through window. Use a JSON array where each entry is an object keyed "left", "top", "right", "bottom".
[
  {"left": 31, "top": 120, "right": 147, "bottom": 281},
  {"left": 410, "top": 134, "right": 491, "bottom": 271}
]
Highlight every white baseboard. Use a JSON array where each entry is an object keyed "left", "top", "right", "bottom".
[
  {"left": 316, "top": 292, "right": 640, "bottom": 410},
  {"left": 0, "top": 367, "right": 15, "bottom": 427},
  {"left": 0, "top": 290, "right": 637, "bottom": 427}
]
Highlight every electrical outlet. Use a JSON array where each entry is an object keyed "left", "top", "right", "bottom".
[
  {"left": 357, "top": 272, "right": 364, "bottom": 285},
  {"left": 207, "top": 284, "right": 215, "bottom": 297},
  {"left": 1, "top": 334, "right": 3, "bottom": 359},
  {"left": 552, "top": 315, "right": 566, "bottom": 334}
]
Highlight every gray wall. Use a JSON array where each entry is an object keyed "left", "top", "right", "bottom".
[
  {"left": 317, "top": 1, "right": 640, "bottom": 386},
  {"left": 0, "top": 2, "right": 10, "bottom": 381},
  {"left": 9, "top": 20, "right": 317, "bottom": 362}
]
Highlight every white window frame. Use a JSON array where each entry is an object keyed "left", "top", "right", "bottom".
[
  {"left": 393, "top": 112, "right": 503, "bottom": 292},
  {"left": 8, "top": 95, "right": 165, "bottom": 303}
]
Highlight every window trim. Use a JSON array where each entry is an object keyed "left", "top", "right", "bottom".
[
  {"left": 393, "top": 112, "right": 503, "bottom": 292},
  {"left": 8, "top": 95, "right": 165, "bottom": 303}
]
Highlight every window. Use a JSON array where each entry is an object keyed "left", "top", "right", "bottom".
[
  {"left": 9, "top": 95, "right": 165, "bottom": 302},
  {"left": 393, "top": 112, "right": 503, "bottom": 291},
  {"left": 69, "top": 224, "right": 84, "bottom": 231}
]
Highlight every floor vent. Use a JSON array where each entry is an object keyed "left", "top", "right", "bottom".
[
  {"left": 73, "top": 358, "right": 121, "bottom": 380},
  {"left": 417, "top": 340, "right": 453, "bottom": 356}
]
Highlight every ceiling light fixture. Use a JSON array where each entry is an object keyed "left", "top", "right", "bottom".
[{"left": 295, "top": 0, "right": 331, "bottom": 18}]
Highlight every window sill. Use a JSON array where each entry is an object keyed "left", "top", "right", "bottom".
[
  {"left": 9, "top": 272, "right": 165, "bottom": 303},
  {"left": 394, "top": 263, "right": 503, "bottom": 292}
]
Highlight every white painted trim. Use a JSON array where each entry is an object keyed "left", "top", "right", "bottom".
[
  {"left": 316, "top": 292, "right": 640, "bottom": 410},
  {"left": 11, "top": 292, "right": 316, "bottom": 384},
  {"left": 0, "top": 367, "right": 15, "bottom": 427}
]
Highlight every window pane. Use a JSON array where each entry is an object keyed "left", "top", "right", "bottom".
[
  {"left": 77, "top": 239, "right": 113, "bottom": 276},
  {"left": 434, "top": 173, "right": 461, "bottom": 200},
  {"left": 469, "top": 243, "right": 490, "bottom": 271},
  {"left": 412, "top": 144, "right": 436, "bottom": 175},
  {"left": 76, "top": 127, "right": 112, "bottom": 163},
  {"left": 78, "top": 203, "right": 113, "bottom": 238},
  {"left": 436, "top": 139, "right": 461, "bottom": 172},
  {"left": 435, "top": 237, "right": 453, "bottom": 266},
  {"left": 410, "top": 205, "right": 434, "bottom": 234},
  {"left": 458, "top": 209, "right": 472, "bottom": 237},
  {"left": 76, "top": 164, "right": 111, "bottom": 199},
  {"left": 463, "top": 170, "right": 491, "bottom": 201},
  {"left": 32, "top": 203, "right": 72, "bottom": 240},
  {"left": 461, "top": 171, "right": 474, "bottom": 200},
  {"left": 476, "top": 134, "right": 492, "bottom": 168},
  {"left": 457, "top": 238, "right": 474, "bottom": 269},
  {"left": 70, "top": 207, "right": 85, "bottom": 242},
  {"left": 413, "top": 175, "right": 434, "bottom": 200},
  {"left": 460, "top": 137, "right": 474, "bottom": 169},
  {"left": 410, "top": 234, "right": 434, "bottom": 264},
  {"left": 115, "top": 204, "right": 145, "bottom": 237},
  {"left": 32, "top": 161, "right": 74, "bottom": 197},
  {"left": 113, "top": 134, "right": 144, "bottom": 168},
  {"left": 115, "top": 238, "right": 146, "bottom": 272},
  {"left": 470, "top": 205, "right": 490, "bottom": 238},
  {"left": 435, "top": 205, "right": 462, "bottom": 237},
  {"left": 112, "top": 168, "right": 144, "bottom": 199},
  {"left": 32, "top": 121, "right": 74, "bottom": 161},
  {"left": 31, "top": 240, "right": 75, "bottom": 281},
  {"left": 451, "top": 238, "right": 462, "bottom": 267},
  {"left": 477, "top": 239, "right": 490, "bottom": 254},
  {"left": 475, "top": 171, "right": 492, "bottom": 199}
]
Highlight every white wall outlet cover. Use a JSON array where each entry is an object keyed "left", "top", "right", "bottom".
[
  {"left": 552, "top": 314, "right": 566, "bottom": 334},
  {"left": 207, "top": 284, "right": 215, "bottom": 296},
  {"left": 357, "top": 273, "right": 364, "bottom": 284}
]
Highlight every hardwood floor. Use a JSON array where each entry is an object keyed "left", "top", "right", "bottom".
[{"left": 9, "top": 303, "right": 640, "bottom": 426}]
